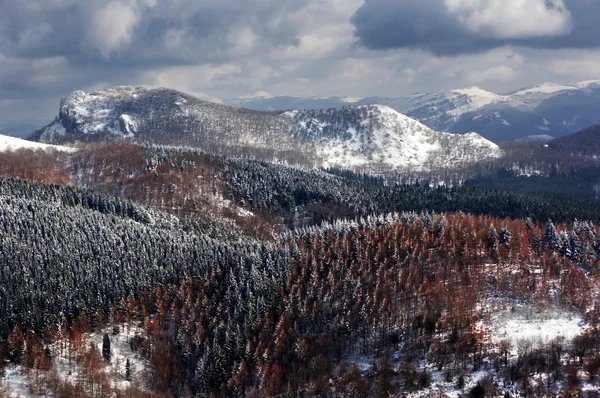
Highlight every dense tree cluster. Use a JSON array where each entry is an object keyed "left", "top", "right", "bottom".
[
  {"left": 143, "top": 144, "right": 600, "bottom": 227},
  {"left": 0, "top": 177, "right": 272, "bottom": 338},
  {"left": 117, "top": 213, "right": 600, "bottom": 396},
  {"left": 2, "top": 142, "right": 600, "bottom": 396}
]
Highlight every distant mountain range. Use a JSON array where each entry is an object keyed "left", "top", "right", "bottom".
[
  {"left": 30, "top": 86, "right": 501, "bottom": 174},
  {"left": 228, "top": 81, "right": 600, "bottom": 143}
]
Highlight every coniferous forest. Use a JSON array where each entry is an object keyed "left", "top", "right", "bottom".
[{"left": 1, "top": 142, "right": 600, "bottom": 397}]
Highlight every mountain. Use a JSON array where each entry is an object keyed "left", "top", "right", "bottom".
[
  {"left": 229, "top": 81, "right": 600, "bottom": 143},
  {"left": 286, "top": 106, "right": 501, "bottom": 172},
  {"left": 31, "top": 86, "right": 501, "bottom": 173}
]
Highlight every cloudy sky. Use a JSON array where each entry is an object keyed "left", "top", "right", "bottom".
[{"left": 1, "top": 0, "right": 600, "bottom": 125}]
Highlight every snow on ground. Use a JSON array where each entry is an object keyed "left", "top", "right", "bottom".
[
  {"left": 0, "top": 134, "right": 73, "bottom": 153},
  {"left": 343, "top": 353, "right": 494, "bottom": 398},
  {"left": 87, "top": 325, "right": 148, "bottom": 390},
  {"left": 296, "top": 104, "right": 501, "bottom": 172},
  {"left": 342, "top": 354, "right": 375, "bottom": 373},
  {"left": 0, "top": 365, "right": 32, "bottom": 397},
  {"left": 0, "top": 323, "right": 150, "bottom": 397},
  {"left": 448, "top": 87, "right": 513, "bottom": 116},
  {"left": 409, "top": 365, "right": 491, "bottom": 398},
  {"left": 491, "top": 307, "right": 584, "bottom": 346}
]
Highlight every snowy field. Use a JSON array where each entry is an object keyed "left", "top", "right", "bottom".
[
  {"left": 492, "top": 308, "right": 584, "bottom": 345},
  {"left": 0, "top": 134, "right": 73, "bottom": 153},
  {"left": 0, "top": 324, "right": 148, "bottom": 397}
]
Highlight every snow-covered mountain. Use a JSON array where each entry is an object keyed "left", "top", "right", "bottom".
[
  {"left": 285, "top": 105, "right": 501, "bottom": 172},
  {"left": 230, "top": 81, "right": 600, "bottom": 143},
  {"left": 31, "top": 86, "right": 501, "bottom": 173}
]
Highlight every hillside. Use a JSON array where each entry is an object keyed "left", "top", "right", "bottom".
[
  {"left": 30, "top": 86, "right": 502, "bottom": 174},
  {"left": 549, "top": 124, "right": 600, "bottom": 156}
]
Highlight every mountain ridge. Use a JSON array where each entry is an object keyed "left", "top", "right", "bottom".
[
  {"left": 228, "top": 80, "right": 600, "bottom": 142},
  {"left": 31, "top": 86, "right": 502, "bottom": 174}
]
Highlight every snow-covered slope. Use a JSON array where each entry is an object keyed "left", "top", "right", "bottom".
[
  {"left": 511, "top": 82, "right": 578, "bottom": 96},
  {"left": 32, "top": 86, "right": 297, "bottom": 153},
  {"left": 31, "top": 87, "right": 502, "bottom": 173},
  {"left": 0, "top": 133, "right": 72, "bottom": 152},
  {"left": 230, "top": 81, "right": 600, "bottom": 143},
  {"left": 391, "top": 86, "right": 514, "bottom": 117},
  {"left": 285, "top": 105, "right": 501, "bottom": 171}
]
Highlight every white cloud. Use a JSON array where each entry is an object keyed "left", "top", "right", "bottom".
[
  {"left": 227, "top": 27, "right": 259, "bottom": 56},
  {"left": 86, "top": 1, "right": 141, "bottom": 58},
  {"left": 141, "top": 64, "right": 242, "bottom": 99},
  {"left": 550, "top": 50, "right": 600, "bottom": 79},
  {"left": 445, "top": 0, "right": 572, "bottom": 39}
]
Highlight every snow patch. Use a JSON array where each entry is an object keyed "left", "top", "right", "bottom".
[
  {"left": 0, "top": 134, "right": 73, "bottom": 153},
  {"left": 0, "top": 365, "right": 31, "bottom": 397},
  {"left": 491, "top": 307, "right": 585, "bottom": 345},
  {"left": 119, "top": 114, "right": 137, "bottom": 137}
]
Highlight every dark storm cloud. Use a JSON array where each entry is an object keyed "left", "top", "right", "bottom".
[
  {"left": 351, "top": 0, "right": 600, "bottom": 55},
  {"left": 0, "top": 0, "right": 308, "bottom": 104},
  {"left": 0, "top": 0, "right": 304, "bottom": 64}
]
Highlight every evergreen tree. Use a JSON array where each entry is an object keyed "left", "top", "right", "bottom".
[
  {"left": 102, "top": 333, "right": 111, "bottom": 363},
  {"left": 125, "top": 358, "right": 131, "bottom": 381}
]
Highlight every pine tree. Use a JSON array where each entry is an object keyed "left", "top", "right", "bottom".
[
  {"left": 102, "top": 333, "right": 111, "bottom": 363},
  {"left": 125, "top": 358, "right": 131, "bottom": 381},
  {"left": 545, "top": 221, "right": 558, "bottom": 249}
]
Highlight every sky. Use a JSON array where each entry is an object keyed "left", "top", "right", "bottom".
[{"left": 0, "top": 0, "right": 600, "bottom": 125}]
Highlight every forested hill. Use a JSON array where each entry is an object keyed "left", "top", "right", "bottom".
[
  {"left": 549, "top": 124, "right": 600, "bottom": 156},
  {"left": 1, "top": 156, "right": 599, "bottom": 338},
  {"left": 147, "top": 145, "right": 600, "bottom": 226},
  {"left": 2, "top": 145, "right": 600, "bottom": 396},
  {"left": 0, "top": 176, "right": 276, "bottom": 336}
]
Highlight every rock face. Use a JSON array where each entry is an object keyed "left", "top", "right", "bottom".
[
  {"left": 229, "top": 81, "right": 600, "bottom": 143},
  {"left": 31, "top": 86, "right": 502, "bottom": 173}
]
